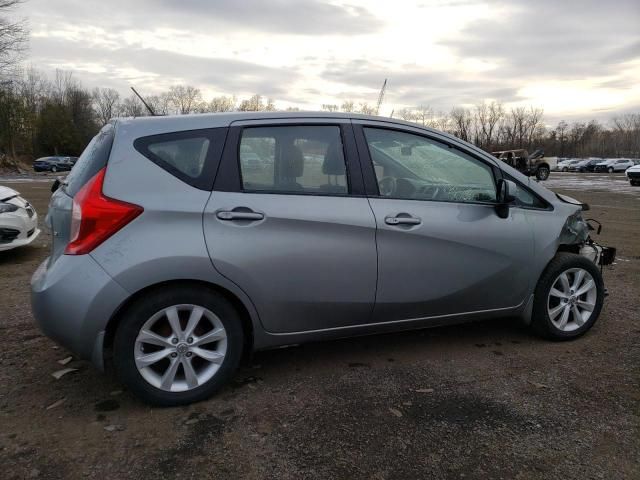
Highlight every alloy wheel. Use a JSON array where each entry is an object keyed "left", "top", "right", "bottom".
[
  {"left": 547, "top": 268, "right": 597, "bottom": 332},
  {"left": 134, "top": 304, "right": 228, "bottom": 392}
]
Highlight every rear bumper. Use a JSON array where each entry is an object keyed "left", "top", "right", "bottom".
[{"left": 31, "top": 254, "right": 130, "bottom": 369}]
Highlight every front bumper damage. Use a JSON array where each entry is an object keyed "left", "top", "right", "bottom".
[
  {"left": 580, "top": 238, "right": 616, "bottom": 266},
  {"left": 558, "top": 204, "right": 616, "bottom": 268}
]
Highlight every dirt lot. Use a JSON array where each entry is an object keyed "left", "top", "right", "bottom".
[{"left": 1, "top": 173, "right": 638, "bottom": 479}]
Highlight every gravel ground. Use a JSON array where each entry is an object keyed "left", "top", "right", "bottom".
[{"left": 0, "top": 173, "right": 638, "bottom": 480}]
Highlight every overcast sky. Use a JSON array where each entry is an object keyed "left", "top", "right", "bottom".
[{"left": 16, "top": 0, "right": 640, "bottom": 122}]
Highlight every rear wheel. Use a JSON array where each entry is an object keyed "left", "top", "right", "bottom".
[
  {"left": 531, "top": 253, "right": 604, "bottom": 340},
  {"left": 562, "top": 167, "right": 568, "bottom": 172},
  {"left": 535, "top": 166, "right": 550, "bottom": 181},
  {"left": 113, "top": 285, "right": 244, "bottom": 406}
]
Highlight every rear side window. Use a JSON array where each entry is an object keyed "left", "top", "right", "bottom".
[
  {"left": 148, "top": 137, "right": 210, "bottom": 178},
  {"left": 238, "top": 125, "right": 348, "bottom": 194},
  {"left": 65, "top": 124, "right": 114, "bottom": 197},
  {"left": 134, "top": 128, "right": 227, "bottom": 190}
]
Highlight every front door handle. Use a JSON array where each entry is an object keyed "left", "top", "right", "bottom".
[
  {"left": 217, "top": 210, "right": 264, "bottom": 221},
  {"left": 385, "top": 215, "right": 421, "bottom": 226}
]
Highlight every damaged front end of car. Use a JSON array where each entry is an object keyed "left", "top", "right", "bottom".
[{"left": 557, "top": 193, "right": 616, "bottom": 268}]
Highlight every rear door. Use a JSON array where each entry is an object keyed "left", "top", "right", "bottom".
[
  {"left": 203, "top": 119, "right": 377, "bottom": 333},
  {"left": 353, "top": 122, "right": 535, "bottom": 323}
]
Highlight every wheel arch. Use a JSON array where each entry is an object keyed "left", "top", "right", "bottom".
[{"left": 103, "top": 279, "right": 255, "bottom": 365}]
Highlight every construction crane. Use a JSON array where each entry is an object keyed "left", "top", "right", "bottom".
[{"left": 375, "top": 78, "right": 387, "bottom": 115}]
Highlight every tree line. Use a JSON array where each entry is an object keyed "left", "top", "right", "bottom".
[
  {"left": 1, "top": 68, "right": 638, "bottom": 161},
  {"left": 393, "top": 103, "right": 640, "bottom": 159}
]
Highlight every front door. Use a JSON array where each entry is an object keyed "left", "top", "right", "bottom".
[
  {"left": 203, "top": 121, "right": 377, "bottom": 333},
  {"left": 355, "top": 124, "right": 535, "bottom": 323}
]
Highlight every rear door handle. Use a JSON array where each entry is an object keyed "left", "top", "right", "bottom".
[
  {"left": 385, "top": 216, "right": 421, "bottom": 226},
  {"left": 217, "top": 210, "right": 264, "bottom": 221}
]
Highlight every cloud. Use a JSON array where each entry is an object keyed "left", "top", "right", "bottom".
[
  {"left": 29, "top": 36, "right": 299, "bottom": 96},
  {"left": 24, "top": 0, "right": 383, "bottom": 36},
  {"left": 322, "top": 59, "right": 523, "bottom": 109},
  {"left": 17, "top": 0, "right": 640, "bottom": 119},
  {"left": 441, "top": 0, "right": 640, "bottom": 79}
]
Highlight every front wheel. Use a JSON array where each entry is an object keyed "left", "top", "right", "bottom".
[
  {"left": 113, "top": 285, "right": 244, "bottom": 406},
  {"left": 531, "top": 253, "right": 604, "bottom": 340},
  {"left": 535, "top": 166, "right": 550, "bottom": 181},
  {"left": 51, "top": 166, "right": 58, "bottom": 173},
  {"left": 608, "top": 167, "right": 614, "bottom": 173}
]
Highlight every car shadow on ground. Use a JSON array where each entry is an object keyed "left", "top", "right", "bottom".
[
  {"left": 247, "top": 316, "right": 537, "bottom": 371},
  {"left": 0, "top": 244, "right": 42, "bottom": 266}
]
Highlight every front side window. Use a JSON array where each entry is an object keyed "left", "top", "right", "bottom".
[
  {"left": 363, "top": 127, "right": 497, "bottom": 203},
  {"left": 239, "top": 126, "right": 348, "bottom": 194},
  {"left": 503, "top": 174, "right": 547, "bottom": 209}
]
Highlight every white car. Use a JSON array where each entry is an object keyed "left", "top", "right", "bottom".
[
  {"left": 556, "top": 159, "right": 582, "bottom": 172},
  {"left": 626, "top": 164, "right": 640, "bottom": 186},
  {"left": 594, "top": 158, "right": 635, "bottom": 173},
  {"left": 0, "top": 186, "right": 40, "bottom": 252}
]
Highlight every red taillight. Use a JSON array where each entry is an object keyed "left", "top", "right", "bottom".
[{"left": 65, "top": 168, "right": 142, "bottom": 255}]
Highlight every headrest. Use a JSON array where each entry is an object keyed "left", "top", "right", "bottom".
[
  {"left": 280, "top": 144, "right": 304, "bottom": 178},
  {"left": 322, "top": 143, "right": 346, "bottom": 176}
]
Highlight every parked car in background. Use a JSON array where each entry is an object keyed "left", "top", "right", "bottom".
[
  {"left": 0, "top": 185, "right": 40, "bottom": 252},
  {"left": 570, "top": 159, "right": 600, "bottom": 172},
  {"left": 594, "top": 158, "right": 635, "bottom": 173},
  {"left": 33, "top": 156, "right": 78, "bottom": 173},
  {"left": 32, "top": 113, "right": 615, "bottom": 406},
  {"left": 556, "top": 159, "right": 582, "bottom": 172},
  {"left": 491, "top": 148, "right": 551, "bottom": 180},
  {"left": 626, "top": 164, "right": 640, "bottom": 186}
]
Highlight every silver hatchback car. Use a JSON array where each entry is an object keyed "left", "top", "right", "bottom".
[{"left": 32, "top": 112, "right": 615, "bottom": 405}]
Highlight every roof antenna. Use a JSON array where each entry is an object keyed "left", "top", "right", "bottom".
[{"left": 130, "top": 87, "right": 157, "bottom": 116}]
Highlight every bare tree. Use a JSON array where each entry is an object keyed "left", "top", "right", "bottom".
[
  {"left": 555, "top": 120, "right": 568, "bottom": 157},
  {"left": 92, "top": 87, "right": 120, "bottom": 124},
  {"left": 0, "top": 0, "right": 27, "bottom": 73},
  {"left": 144, "top": 93, "right": 170, "bottom": 115},
  {"left": 397, "top": 107, "right": 417, "bottom": 123},
  {"left": 340, "top": 100, "right": 355, "bottom": 113},
  {"left": 238, "top": 94, "right": 265, "bottom": 111},
  {"left": 265, "top": 98, "right": 276, "bottom": 111},
  {"left": 475, "top": 101, "right": 504, "bottom": 150},
  {"left": 450, "top": 107, "right": 473, "bottom": 142},
  {"left": 321, "top": 104, "right": 339, "bottom": 112},
  {"left": 358, "top": 102, "right": 376, "bottom": 115},
  {"left": 119, "top": 93, "right": 146, "bottom": 117},
  {"left": 208, "top": 95, "right": 236, "bottom": 112},
  {"left": 167, "top": 85, "right": 203, "bottom": 114},
  {"left": 525, "top": 106, "right": 544, "bottom": 149}
]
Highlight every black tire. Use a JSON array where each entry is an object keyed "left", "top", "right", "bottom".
[
  {"left": 608, "top": 167, "right": 614, "bottom": 173},
  {"left": 113, "top": 285, "right": 244, "bottom": 406},
  {"left": 535, "top": 166, "right": 550, "bottom": 181},
  {"left": 531, "top": 253, "right": 605, "bottom": 340},
  {"left": 562, "top": 167, "right": 568, "bottom": 172},
  {"left": 51, "top": 165, "right": 57, "bottom": 173},
  {"left": 631, "top": 180, "right": 639, "bottom": 187}
]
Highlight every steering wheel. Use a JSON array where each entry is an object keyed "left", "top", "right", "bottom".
[{"left": 378, "top": 176, "right": 396, "bottom": 196}]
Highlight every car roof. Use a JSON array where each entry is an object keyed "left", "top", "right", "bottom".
[{"left": 112, "top": 111, "right": 454, "bottom": 138}]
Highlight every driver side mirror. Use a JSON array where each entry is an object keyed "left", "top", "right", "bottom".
[{"left": 495, "top": 179, "right": 517, "bottom": 218}]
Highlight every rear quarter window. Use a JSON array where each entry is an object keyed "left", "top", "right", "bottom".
[
  {"left": 134, "top": 128, "right": 227, "bottom": 190},
  {"left": 64, "top": 124, "right": 114, "bottom": 197}
]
